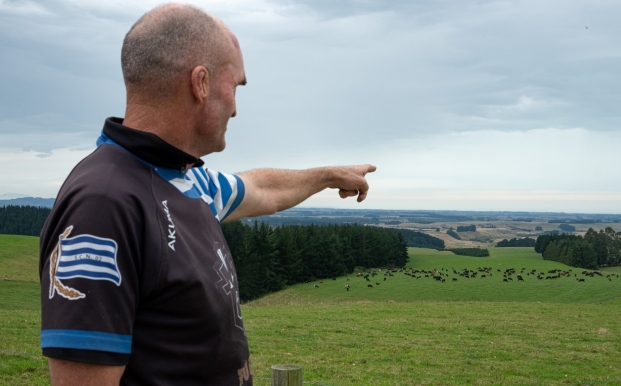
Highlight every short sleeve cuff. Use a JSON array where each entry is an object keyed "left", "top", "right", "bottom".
[{"left": 41, "top": 329, "right": 132, "bottom": 354}]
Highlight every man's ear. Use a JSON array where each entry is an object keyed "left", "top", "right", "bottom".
[{"left": 191, "top": 66, "right": 210, "bottom": 103}]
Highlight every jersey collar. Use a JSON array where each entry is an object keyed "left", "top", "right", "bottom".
[{"left": 99, "top": 117, "right": 205, "bottom": 172}]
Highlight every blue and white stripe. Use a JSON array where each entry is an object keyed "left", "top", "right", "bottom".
[
  {"left": 56, "top": 235, "right": 122, "bottom": 285},
  {"left": 152, "top": 166, "right": 244, "bottom": 222},
  {"left": 186, "top": 167, "right": 244, "bottom": 221},
  {"left": 97, "top": 131, "right": 245, "bottom": 221}
]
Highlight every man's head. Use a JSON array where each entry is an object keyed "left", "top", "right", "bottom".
[
  {"left": 121, "top": 3, "right": 246, "bottom": 156},
  {"left": 121, "top": 3, "right": 228, "bottom": 96}
]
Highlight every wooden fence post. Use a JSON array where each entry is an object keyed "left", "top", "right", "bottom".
[{"left": 271, "top": 364, "right": 303, "bottom": 386}]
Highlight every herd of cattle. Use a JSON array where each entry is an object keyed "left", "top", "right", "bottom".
[{"left": 310, "top": 267, "right": 620, "bottom": 290}]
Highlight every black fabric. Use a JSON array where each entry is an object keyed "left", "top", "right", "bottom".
[
  {"left": 103, "top": 117, "right": 204, "bottom": 171},
  {"left": 43, "top": 348, "right": 130, "bottom": 366},
  {"left": 40, "top": 135, "right": 252, "bottom": 385}
]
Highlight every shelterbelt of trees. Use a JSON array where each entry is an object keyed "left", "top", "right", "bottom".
[
  {"left": 535, "top": 227, "right": 621, "bottom": 269},
  {"left": 222, "top": 222, "right": 409, "bottom": 301},
  {"left": 445, "top": 248, "right": 490, "bottom": 257},
  {"left": 446, "top": 229, "right": 461, "bottom": 240},
  {"left": 496, "top": 237, "right": 536, "bottom": 247},
  {"left": 396, "top": 228, "right": 445, "bottom": 249},
  {"left": 0, "top": 205, "right": 50, "bottom": 236}
]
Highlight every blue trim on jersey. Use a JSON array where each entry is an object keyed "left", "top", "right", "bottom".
[
  {"left": 207, "top": 174, "right": 219, "bottom": 198},
  {"left": 96, "top": 132, "right": 122, "bottom": 149},
  {"left": 41, "top": 329, "right": 132, "bottom": 354},
  {"left": 222, "top": 175, "right": 245, "bottom": 221},
  {"left": 150, "top": 166, "right": 184, "bottom": 182},
  {"left": 208, "top": 202, "right": 219, "bottom": 219},
  {"left": 218, "top": 173, "right": 233, "bottom": 204},
  {"left": 191, "top": 168, "right": 211, "bottom": 196},
  {"left": 96, "top": 131, "right": 246, "bottom": 221}
]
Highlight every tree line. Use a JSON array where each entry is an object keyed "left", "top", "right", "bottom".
[
  {"left": 444, "top": 248, "right": 489, "bottom": 257},
  {"left": 396, "top": 228, "right": 445, "bottom": 249},
  {"left": 535, "top": 234, "right": 597, "bottom": 269},
  {"left": 222, "top": 222, "right": 409, "bottom": 301},
  {"left": 583, "top": 227, "right": 621, "bottom": 267},
  {"left": 0, "top": 205, "right": 51, "bottom": 236},
  {"left": 446, "top": 229, "right": 461, "bottom": 240},
  {"left": 558, "top": 224, "right": 576, "bottom": 232},
  {"left": 3, "top": 205, "right": 412, "bottom": 302},
  {"left": 456, "top": 225, "right": 476, "bottom": 232},
  {"left": 533, "top": 228, "right": 621, "bottom": 269},
  {"left": 496, "top": 237, "right": 536, "bottom": 247}
]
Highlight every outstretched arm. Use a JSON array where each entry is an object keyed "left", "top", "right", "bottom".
[{"left": 223, "top": 164, "right": 376, "bottom": 223}]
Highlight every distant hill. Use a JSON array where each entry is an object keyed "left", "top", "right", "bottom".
[{"left": 0, "top": 197, "right": 54, "bottom": 208}]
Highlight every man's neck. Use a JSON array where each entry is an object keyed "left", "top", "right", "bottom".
[{"left": 123, "top": 102, "right": 201, "bottom": 159}]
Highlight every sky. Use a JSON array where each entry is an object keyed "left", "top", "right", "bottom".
[{"left": 1, "top": 0, "right": 620, "bottom": 213}]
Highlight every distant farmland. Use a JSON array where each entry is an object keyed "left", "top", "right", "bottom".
[{"left": 2, "top": 236, "right": 621, "bottom": 385}]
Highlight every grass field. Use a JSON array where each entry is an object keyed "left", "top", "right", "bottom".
[
  {"left": 245, "top": 301, "right": 621, "bottom": 385},
  {"left": 2, "top": 236, "right": 621, "bottom": 385},
  {"left": 251, "top": 248, "right": 621, "bottom": 305},
  {"left": 0, "top": 234, "right": 40, "bottom": 283}
]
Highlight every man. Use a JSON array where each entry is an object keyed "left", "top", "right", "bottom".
[{"left": 39, "top": 3, "right": 375, "bottom": 385}]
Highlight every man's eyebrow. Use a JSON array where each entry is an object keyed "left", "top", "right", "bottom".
[{"left": 238, "top": 76, "right": 247, "bottom": 86}]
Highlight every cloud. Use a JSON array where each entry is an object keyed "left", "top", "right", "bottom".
[
  {"left": 0, "top": 0, "right": 49, "bottom": 15},
  {"left": 0, "top": 147, "right": 94, "bottom": 198},
  {"left": 1, "top": 0, "right": 620, "bottom": 212},
  {"left": 207, "top": 127, "right": 621, "bottom": 212}
]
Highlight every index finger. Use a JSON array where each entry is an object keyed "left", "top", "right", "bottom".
[{"left": 363, "top": 164, "right": 377, "bottom": 175}]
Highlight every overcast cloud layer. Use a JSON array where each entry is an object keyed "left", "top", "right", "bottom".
[{"left": 1, "top": 0, "right": 620, "bottom": 212}]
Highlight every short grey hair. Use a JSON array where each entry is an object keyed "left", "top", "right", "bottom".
[{"left": 121, "top": 3, "right": 228, "bottom": 95}]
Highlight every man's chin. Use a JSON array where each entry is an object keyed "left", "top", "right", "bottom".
[{"left": 214, "top": 140, "right": 226, "bottom": 153}]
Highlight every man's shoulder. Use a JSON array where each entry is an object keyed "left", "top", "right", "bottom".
[
  {"left": 58, "top": 144, "right": 154, "bottom": 204},
  {"left": 74, "top": 143, "right": 149, "bottom": 175},
  {"left": 43, "top": 144, "right": 157, "bottom": 248}
]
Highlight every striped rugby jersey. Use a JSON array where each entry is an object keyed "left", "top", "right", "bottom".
[{"left": 39, "top": 118, "right": 252, "bottom": 386}]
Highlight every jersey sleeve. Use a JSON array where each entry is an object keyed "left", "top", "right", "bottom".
[
  {"left": 186, "top": 168, "right": 245, "bottom": 222},
  {"left": 40, "top": 191, "right": 145, "bottom": 365}
]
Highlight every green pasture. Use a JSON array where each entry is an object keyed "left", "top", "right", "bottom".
[
  {"left": 252, "top": 247, "right": 621, "bottom": 305},
  {"left": 0, "top": 234, "right": 40, "bottom": 283},
  {"left": 2, "top": 236, "right": 621, "bottom": 385},
  {"left": 246, "top": 301, "right": 621, "bottom": 386}
]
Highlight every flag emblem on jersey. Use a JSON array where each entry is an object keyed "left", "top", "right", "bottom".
[{"left": 49, "top": 226, "right": 122, "bottom": 300}]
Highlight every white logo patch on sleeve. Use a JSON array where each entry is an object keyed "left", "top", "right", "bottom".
[{"left": 49, "top": 226, "right": 122, "bottom": 300}]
